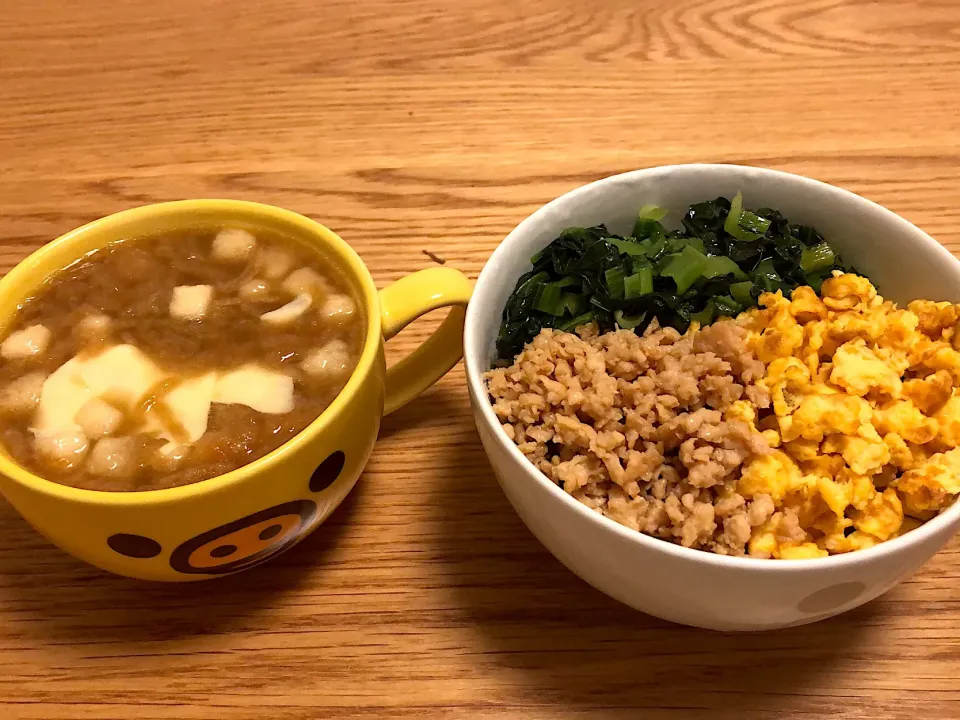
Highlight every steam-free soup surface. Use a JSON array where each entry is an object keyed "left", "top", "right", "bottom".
[{"left": 0, "top": 226, "right": 364, "bottom": 491}]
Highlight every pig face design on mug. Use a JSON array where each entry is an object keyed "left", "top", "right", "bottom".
[{"left": 106, "top": 451, "right": 346, "bottom": 574}]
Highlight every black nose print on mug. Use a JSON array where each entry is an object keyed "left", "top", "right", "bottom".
[
  {"left": 310, "top": 451, "right": 345, "bottom": 492},
  {"left": 259, "top": 524, "right": 283, "bottom": 541},
  {"left": 169, "top": 499, "right": 317, "bottom": 575},
  {"left": 107, "top": 533, "right": 162, "bottom": 559},
  {"left": 209, "top": 544, "right": 238, "bottom": 558}
]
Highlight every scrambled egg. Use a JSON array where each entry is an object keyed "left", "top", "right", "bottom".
[{"left": 735, "top": 272, "right": 960, "bottom": 558}]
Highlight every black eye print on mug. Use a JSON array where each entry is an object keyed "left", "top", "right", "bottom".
[
  {"left": 108, "top": 533, "right": 162, "bottom": 559},
  {"left": 309, "top": 451, "right": 345, "bottom": 492},
  {"left": 210, "top": 544, "right": 237, "bottom": 558}
]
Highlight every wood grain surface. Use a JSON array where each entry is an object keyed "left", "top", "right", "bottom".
[{"left": 1, "top": 1, "right": 959, "bottom": 718}]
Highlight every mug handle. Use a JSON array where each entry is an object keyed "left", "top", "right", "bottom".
[{"left": 378, "top": 267, "right": 473, "bottom": 415}]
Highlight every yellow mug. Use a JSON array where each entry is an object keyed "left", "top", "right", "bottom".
[{"left": 0, "top": 200, "right": 472, "bottom": 581}]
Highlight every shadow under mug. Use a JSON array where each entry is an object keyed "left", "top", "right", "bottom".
[{"left": 0, "top": 199, "right": 472, "bottom": 581}]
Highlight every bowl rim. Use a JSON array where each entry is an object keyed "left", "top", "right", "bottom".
[
  {"left": 464, "top": 163, "right": 960, "bottom": 572},
  {"left": 0, "top": 199, "right": 382, "bottom": 507}
]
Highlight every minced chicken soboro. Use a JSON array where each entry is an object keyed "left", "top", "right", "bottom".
[
  {"left": 486, "top": 320, "right": 776, "bottom": 555},
  {"left": 0, "top": 226, "right": 364, "bottom": 492}
]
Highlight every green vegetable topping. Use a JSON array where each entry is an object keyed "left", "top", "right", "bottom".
[
  {"left": 558, "top": 311, "right": 594, "bottom": 332},
  {"left": 494, "top": 194, "right": 858, "bottom": 361},
  {"left": 662, "top": 245, "right": 709, "bottom": 294},
  {"left": 533, "top": 283, "right": 563, "bottom": 315},
  {"left": 605, "top": 238, "right": 648, "bottom": 257},
  {"left": 604, "top": 267, "right": 626, "bottom": 299},
  {"left": 701, "top": 255, "right": 748, "bottom": 281},
  {"left": 614, "top": 309, "right": 647, "bottom": 329},
  {"left": 729, "top": 280, "right": 757, "bottom": 307},
  {"left": 800, "top": 241, "right": 836, "bottom": 273},
  {"left": 633, "top": 205, "right": 669, "bottom": 237},
  {"left": 723, "top": 191, "right": 772, "bottom": 241},
  {"left": 713, "top": 295, "right": 742, "bottom": 318},
  {"left": 624, "top": 265, "right": 653, "bottom": 299},
  {"left": 638, "top": 204, "right": 669, "bottom": 222}
]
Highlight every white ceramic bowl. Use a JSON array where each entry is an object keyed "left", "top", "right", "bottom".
[{"left": 464, "top": 164, "right": 960, "bottom": 631}]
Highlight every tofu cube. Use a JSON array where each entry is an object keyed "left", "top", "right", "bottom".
[
  {"left": 301, "top": 339, "right": 352, "bottom": 379},
  {"left": 85, "top": 436, "right": 137, "bottom": 478},
  {"left": 1, "top": 324, "right": 51, "bottom": 360},
  {"left": 76, "top": 314, "right": 112, "bottom": 345},
  {"left": 322, "top": 294, "right": 356, "bottom": 326},
  {"left": 260, "top": 248, "right": 294, "bottom": 279},
  {"left": 170, "top": 285, "right": 214, "bottom": 320},
  {"left": 33, "top": 429, "right": 89, "bottom": 471},
  {"left": 212, "top": 228, "right": 257, "bottom": 262},
  {"left": 75, "top": 397, "right": 125, "bottom": 439},
  {"left": 282, "top": 268, "right": 326, "bottom": 298},
  {"left": 0, "top": 372, "right": 46, "bottom": 416},
  {"left": 213, "top": 366, "right": 295, "bottom": 414}
]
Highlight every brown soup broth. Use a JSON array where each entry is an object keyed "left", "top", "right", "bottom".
[{"left": 0, "top": 226, "right": 364, "bottom": 491}]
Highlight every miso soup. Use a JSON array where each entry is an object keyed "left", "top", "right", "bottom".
[{"left": 0, "top": 226, "right": 364, "bottom": 491}]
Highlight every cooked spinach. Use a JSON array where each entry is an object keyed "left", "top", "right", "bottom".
[{"left": 495, "top": 193, "right": 857, "bottom": 361}]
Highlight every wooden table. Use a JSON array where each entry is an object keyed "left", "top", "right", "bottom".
[{"left": 1, "top": 1, "right": 958, "bottom": 717}]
